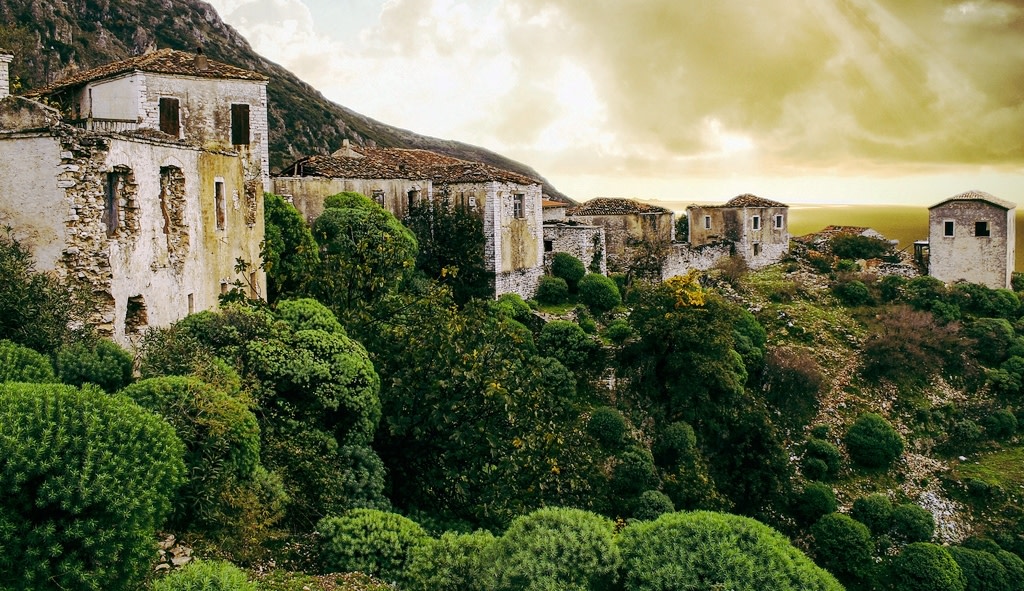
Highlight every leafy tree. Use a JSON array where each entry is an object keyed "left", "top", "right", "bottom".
[
  {"left": 404, "top": 198, "right": 490, "bottom": 305},
  {"left": 537, "top": 319, "right": 602, "bottom": 380},
  {"left": 810, "top": 513, "right": 875, "bottom": 586},
  {"left": 152, "top": 559, "right": 258, "bottom": 591},
  {"left": 891, "top": 503, "right": 934, "bottom": 544},
  {"left": 262, "top": 192, "right": 320, "bottom": 302},
  {"left": 612, "top": 446, "right": 660, "bottom": 499},
  {"left": 551, "top": 253, "right": 587, "bottom": 292},
  {"left": 886, "top": 542, "right": 966, "bottom": 591},
  {"left": 587, "top": 406, "right": 627, "bottom": 450},
  {"left": 578, "top": 273, "right": 621, "bottom": 314},
  {"left": 675, "top": 215, "right": 689, "bottom": 243},
  {"left": 618, "top": 511, "right": 843, "bottom": 591},
  {"left": 0, "top": 382, "right": 185, "bottom": 591},
  {"left": 948, "top": 546, "right": 1010, "bottom": 591},
  {"left": 0, "top": 339, "right": 58, "bottom": 383},
  {"left": 491, "top": 507, "right": 621, "bottom": 591},
  {"left": 845, "top": 413, "right": 903, "bottom": 469},
  {"left": 792, "top": 482, "right": 837, "bottom": 526},
  {"left": 317, "top": 509, "right": 429, "bottom": 585},
  {"left": 310, "top": 192, "right": 417, "bottom": 325},
  {"left": 964, "top": 318, "right": 1015, "bottom": 366},
  {"left": 951, "top": 282, "right": 1020, "bottom": 320},
  {"left": 535, "top": 275, "right": 569, "bottom": 305},
  {"left": 54, "top": 338, "right": 133, "bottom": 392},
  {"left": 0, "top": 230, "right": 89, "bottom": 351},
  {"left": 406, "top": 530, "right": 498, "bottom": 591},
  {"left": 762, "top": 346, "right": 825, "bottom": 430}
]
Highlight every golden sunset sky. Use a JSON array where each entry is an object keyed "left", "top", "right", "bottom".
[{"left": 207, "top": 0, "right": 1024, "bottom": 206}]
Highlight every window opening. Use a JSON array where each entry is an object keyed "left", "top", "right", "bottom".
[
  {"left": 372, "top": 189, "right": 385, "bottom": 206},
  {"left": 125, "top": 295, "right": 148, "bottom": 335},
  {"left": 407, "top": 189, "right": 419, "bottom": 210},
  {"left": 187, "top": 293, "right": 194, "bottom": 315},
  {"left": 752, "top": 215, "right": 761, "bottom": 230},
  {"left": 753, "top": 243, "right": 761, "bottom": 256},
  {"left": 774, "top": 214, "right": 783, "bottom": 229},
  {"left": 704, "top": 216, "right": 711, "bottom": 229},
  {"left": 103, "top": 169, "right": 126, "bottom": 237},
  {"left": 159, "top": 97, "right": 180, "bottom": 137},
  {"left": 544, "top": 240, "right": 553, "bottom": 252},
  {"left": 231, "top": 103, "right": 250, "bottom": 145},
  {"left": 215, "top": 180, "right": 226, "bottom": 230},
  {"left": 944, "top": 221, "right": 955, "bottom": 237},
  {"left": 513, "top": 193, "right": 525, "bottom": 219},
  {"left": 976, "top": 221, "right": 991, "bottom": 237}
]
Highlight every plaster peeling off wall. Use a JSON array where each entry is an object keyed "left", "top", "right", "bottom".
[{"left": 159, "top": 165, "right": 189, "bottom": 273}]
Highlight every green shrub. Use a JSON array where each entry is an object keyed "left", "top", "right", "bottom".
[
  {"left": 612, "top": 446, "right": 659, "bottom": 497},
  {"left": 406, "top": 530, "right": 497, "bottom": 591},
  {"left": 653, "top": 421, "right": 698, "bottom": 468},
  {"left": 317, "top": 509, "right": 429, "bottom": 584},
  {"left": 618, "top": 511, "right": 843, "bottom": 591},
  {"left": 274, "top": 297, "right": 345, "bottom": 334},
  {"left": 994, "top": 549, "right": 1024, "bottom": 590},
  {"left": 851, "top": 493, "right": 894, "bottom": 536},
  {"left": 802, "top": 458, "right": 829, "bottom": 481},
  {"left": 491, "top": 507, "right": 620, "bottom": 591},
  {"left": 0, "top": 339, "right": 57, "bottom": 383},
  {"left": 54, "top": 338, "right": 133, "bottom": 392},
  {"left": 578, "top": 273, "right": 621, "bottom": 315},
  {"left": 833, "top": 279, "right": 873, "bottom": 306},
  {"left": 982, "top": 409, "right": 1018, "bottom": 440},
  {"left": 948, "top": 546, "right": 1010, "bottom": 591},
  {"left": 892, "top": 503, "right": 935, "bottom": 544},
  {"left": 538, "top": 320, "right": 599, "bottom": 372},
  {"left": 803, "top": 439, "right": 842, "bottom": 480},
  {"left": 535, "top": 275, "right": 569, "bottom": 305},
  {"left": 965, "top": 318, "right": 1016, "bottom": 365},
  {"left": 551, "top": 252, "right": 587, "bottom": 291},
  {"left": 845, "top": 413, "right": 904, "bottom": 469},
  {"left": 879, "top": 275, "right": 907, "bottom": 302},
  {"left": 762, "top": 346, "right": 824, "bottom": 430},
  {"left": 830, "top": 234, "right": 892, "bottom": 260},
  {"left": 948, "top": 419, "right": 983, "bottom": 447},
  {"left": 0, "top": 382, "right": 185, "bottom": 591},
  {"left": 886, "top": 542, "right": 966, "bottom": 591},
  {"left": 152, "top": 559, "right": 258, "bottom": 591},
  {"left": 120, "top": 377, "right": 261, "bottom": 532},
  {"left": 632, "top": 490, "right": 675, "bottom": 521},
  {"left": 810, "top": 513, "right": 875, "bottom": 584},
  {"left": 604, "top": 318, "right": 634, "bottom": 344},
  {"left": 792, "top": 482, "right": 837, "bottom": 526},
  {"left": 587, "top": 406, "right": 627, "bottom": 449}
]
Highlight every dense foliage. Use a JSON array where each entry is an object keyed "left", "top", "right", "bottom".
[
  {"left": 262, "top": 192, "right": 320, "bottom": 302},
  {"left": 845, "top": 413, "right": 904, "bottom": 469},
  {"left": 404, "top": 199, "right": 490, "bottom": 304},
  {"left": 0, "top": 382, "right": 185, "bottom": 591},
  {"left": 317, "top": 509, "right": 429, "bottom": 585},
  {"left": 152, "top": 559, "right": 259, "bottom": 591}
]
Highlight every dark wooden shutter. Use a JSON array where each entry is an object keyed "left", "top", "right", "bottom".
[
  {"left": 231, "top": 103, "right": 250, "bottom": 145},
  {"left": 159, "top": 97, "right": 179, "bottom": 137}
]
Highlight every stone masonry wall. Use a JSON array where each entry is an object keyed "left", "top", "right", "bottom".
[
  {"left": 661, "top": 241, "right": 733, "bottom": 280},
  {"left": 543, "top": 223, "right": 607, "bottom": 275}
]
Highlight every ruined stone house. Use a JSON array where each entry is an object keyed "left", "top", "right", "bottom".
[
  {"left": 0, "top": 48, "right": 269, "bottom": 345},
  {"left": 924, "top": 190, "right": 1016, "bottom": 289},
  {"left": 686, "top": 194, "right": 789, "bottom": 269},
  {"left": 272, "top": 142, "right": 545, "bottom": 298},
  {"left": 565, "top": 197, "right": 674, "bottom": 274},
  {"left": 541, "top": 198, "right": 607, "bottom": 275}
]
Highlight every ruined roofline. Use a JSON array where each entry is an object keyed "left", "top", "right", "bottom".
[
  {"left": 688, "top": 194, "right": 789, "bottom": 209},
  {"left": 566, "top": 197, "right": 672, "bottom": 216},
  {"left": 929, "top": 190, "right": 1016, "bottom": 211},
  {"left": 23, "top": 48, "right": 268, "bottom": 98}
]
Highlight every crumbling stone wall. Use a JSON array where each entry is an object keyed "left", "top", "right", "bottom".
[
  {"left": 543, "top": 223, "right": 607, "bottom": 275},
  {"left": 661, "top": 242, "right": 733, "bottom": 280},
  {"left": 159, "top": 165, "right": 188, "bottom": 274}
]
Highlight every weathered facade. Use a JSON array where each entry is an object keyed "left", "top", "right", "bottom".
[
  {"left": 273, "top": 144, "right": 545, "bottom": 299},
  {"left": 926, "top": 190, "right": 1015, "bottom": 289},
  {"left": 686, "top": 194, "right": 789, "bottom": 269},
  {"left": 542, "top": 222, "right": 607, "bottom": 275},
  {"left": 565, "top": 198, "right": 674, "bottom": 273},
  {"left": 0, "top": 49, "right": 267, "bottom": 345}
]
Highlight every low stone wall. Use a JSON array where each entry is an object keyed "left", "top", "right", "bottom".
[
  {"left": 661, "top": 242, "right": 733, "bottom": 279},
  {"left": 543, "top": 223, "right": 606, "bottom": 275},
  {"left": 495, "top": 266, "right": 543, "bottom": 300}
]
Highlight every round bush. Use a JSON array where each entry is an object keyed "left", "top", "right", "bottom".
[
  {"left": 612, "top": 446, "right": 659, "bottom": 497},
  {"left": 604, "top": 318, "right": 634, "bottom": 344},
  {"left": 845, "top": 413, "right": 904, "bottom": 469},
  {"left": 802, "top": 458, "right": 830, "bottom": 481},
  {"left": 578, "top": 273, "right": 622, "bottom": 315},
  {"left": 851, "top": 493, "right": 894, "bottom": 536},
  {"left": 810, "top": 513, "right": 875, "bottom": 583},
  {"left": 275, "top": 297, "right": 344, "bottom": 334},
  {"left": 948, "top": 546, "right": 1009, "bottom": 591},
  {"left": 152, "top": 559, "right": 257, "bottom": 591},
  {"left": 0, "top": 339, "right": 57, "bottom": 383},
  {"left": 587, "top": 406, "right": 627, "bottom": 449},
  {"left": 551, "top": 252, "right": 586, "bottom": 291},
  {"left": 535, "top": 275, "right": 569, "bottom": 305},
  {"left": 54, "top": 338, "right": 134, "bottom": 392},
  {"left": 632, "top": 490, "right": 675, "bottom": 521},
  {"left": 792, "top": 482, "right": 838, "bottom": 526},
  {"left": 653, "top": 421, "right": 697, "bottom": 468},
  {"left": 887, "top": 542, "right": 966, "bottom": 591},
  {"left": 492, "top": 507, "right": 620, "bottom": 591},
  {"left": 994, "top": 549, "right": 1024, "bottom": 590},
  {"left": 317, "top": 509, "right": 429, "bottom": 584},
  {"left": 982, "top": 409, "right": 1018, "bottom": 440},
  {"left": 804, "top": 439, "right": 842, "bottom": 479},
  {"left": 618, "top": 511, "right": 843, "bottom": 591},
  {"left": 120, "top": 377, "right": 260, "bottom": 530},
  {"left": 0, "top": 382, "right": 185, "bottom": 591},
  {"left": 833, "top": 280, "right": 873, "bottom": 306},
  {"left": 891, "top": 503, "right": 935, "bottom": 544},
  {"left": 406, "top": 530, "right": 497, "bottom": 591},
  {"left": 538, "top": 320, "right": 598, "bottom": 371}
]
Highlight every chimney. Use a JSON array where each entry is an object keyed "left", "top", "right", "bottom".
[
  {"left": 194, "top": 46, "right": 209, "bottom": 72},
  {"left": 0, "top": 52, "right": 13, "bottom": 99}
]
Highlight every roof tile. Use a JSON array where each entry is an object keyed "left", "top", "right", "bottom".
[{"left": 566, "top": 197, "right": 671, "bottom": 216}]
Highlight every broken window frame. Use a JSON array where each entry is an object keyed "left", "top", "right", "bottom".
[
  {"left": 513, "top": 193, "right": 525, "bottom": 219},
  {"left": 975, "top": 221, "right": 991, "bottom": 237},
  {"left": 372, "top": 189, "right": 385, "bottom": 206},
  {"left": 215, "top": 179, "right": 226, "bottom": 230},
  {"left": 753, "top": 242, "right": 761, "bottom": 256}
]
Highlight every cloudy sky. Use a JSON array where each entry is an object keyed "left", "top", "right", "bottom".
[{"left": 207, "top": 0, "right": 1024, "bottom": 206}]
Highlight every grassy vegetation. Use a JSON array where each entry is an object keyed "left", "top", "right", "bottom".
[{"left": 951, "top": 448, "right": 1024, "bottom": 488}]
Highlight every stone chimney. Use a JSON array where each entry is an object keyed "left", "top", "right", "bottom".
[
  {"left": 193, "top": 46, "right": 208, "bottom": 72},
  {"left": 0, "top": 52, "right": 13, "bottom": 99}
]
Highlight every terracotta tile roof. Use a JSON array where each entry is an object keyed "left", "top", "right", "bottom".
[
  {"left": 543, "top": 199, "right": 567, "bottom": 208},
  {"left": 276, "top": 147, "right": 539, "bottom": 186},
  {"left": 929, "top": 190, "right": 1016, "bottom": 211},
  {"left": 722, "top": 193, "right": 788, "bottom": 208},
  {"left": 566, "top": 197, "right": 672, "bottom": 216},
  {"left": 24, "top": 49, "right": 267, "bottom": 97}
]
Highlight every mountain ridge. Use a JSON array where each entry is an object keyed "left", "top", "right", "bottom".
[{"left": 0, "top": 0, "right": 573, "bottom": 202}]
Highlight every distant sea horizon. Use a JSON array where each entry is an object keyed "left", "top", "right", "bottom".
[{"left": 647, "top": 201, "right": 1024, "bottom": 273}]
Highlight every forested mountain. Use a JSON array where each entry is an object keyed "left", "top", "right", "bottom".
[{"left": 0, "top": 0, "right": 572, "bottom": 201}]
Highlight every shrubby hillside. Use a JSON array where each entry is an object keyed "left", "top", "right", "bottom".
[{"left": 4, "top": 197, "right": 1024, "bottom": 590}]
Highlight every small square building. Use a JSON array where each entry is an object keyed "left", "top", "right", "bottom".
[{"left": 927, "top": 190, "right": 1016, "bottom": 289}]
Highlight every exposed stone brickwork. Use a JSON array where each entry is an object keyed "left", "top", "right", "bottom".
[
  {"left": 661, "top": 242, "right": 733, "bottom": 279},
  {"left": 159, "top": 165, "right": 188, "bottom": 274},
  {"left": 687, "top": 194, "right": 789, "bottom": 270},
  {"left": 543, "top": 223, "right": 607, "bottom": 274},
  {"left": 0, "top": 53, "right": 12, "bottom": 100},
  {"left": 928, "top": 191, "right": 1015, "bottom": 289}
]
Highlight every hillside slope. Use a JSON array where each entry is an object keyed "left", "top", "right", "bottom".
[{"left": 0, "top": 0, "right": 572, "bottom": 202}]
